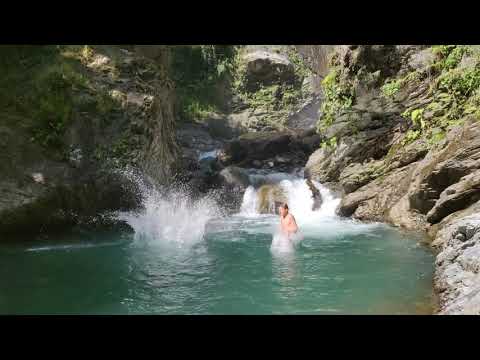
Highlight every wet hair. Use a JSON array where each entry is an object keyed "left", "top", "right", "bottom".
[{"left": 280, "top": 203, "right": 289, "bottom": 210}]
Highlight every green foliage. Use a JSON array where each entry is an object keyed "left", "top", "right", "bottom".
[
  {"left": 94, "top": 134, "right": 138, "bottom": 166},
  {"left": 287, "top": 48, "right": 311, "bottom": 79},
  {"left": 381, "top": 70, "right": 421, "bottom": 99},
  {"left": 171, "top": 45, "right": 238, "bottom": 121},
  {"left": 0, "top": 46, "right": 91, "bottom": 150},
  {"left": 247, "top": 85, "right": 279, "bottom": 110},
  {"left": 96, "top": 91, "right": 119, "bottom": 115},
  {"left": 402, "top": 129, "right": 421, "bottom": 145},
  {"left": 411, "top": 108, "right": 425, "bottom": 129},
  {"left": 381, "top": 79, "right": 401, "bottom": 98},
  {"left": 0, "top": 45, "right": 123, "bottom": 151},
  {"left": 28, "top": 67, "right": 80, "bottom": 149},
  {"left": 182, "top": 97, "right": 217, "bottom": 121},
  {"left": 432, "top": 45, "right": 471, "bottom": 71},
  {"left": 229, "top": 47, "right": 309, "bottom": 129},
  {"left": 438, "top": 65, "right": 480, "bottom": 101},
  {"left": 318, "top": 69, "right": 355, "bottom": 128},
  {"left": 427, "top": 129, "right": 446, "bottom": 146},
  {"left": 321, "top": 136, "right": 338, "bottom": 150}
]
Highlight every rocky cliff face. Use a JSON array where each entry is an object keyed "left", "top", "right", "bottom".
[
  {"left": 0, "top": 45, "right": 178, "bottom": 239},
  {"left": 302, "top": 45, "right": 480, "bottom": 314},
  {"left": 172, "top": 45, "right": 322, "bottom": 202}
]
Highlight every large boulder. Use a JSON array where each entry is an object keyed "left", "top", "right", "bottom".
[
  {"left": 305, "top": 95, "right": 405, "bottom": 184},
  {"left": 433, "top": 214, "right": 480, "bottom": 314},
  {"left": 408, "top": 119, "right": 480, "bottom": 216},
  {"left": 242, "top": 51, "right": 296, "bottom": 91},
  {"left": 203, "top": 112, "right": 247, "bottom": 140},
  {"left": 304, "top": 126, "right": 395, "bottom": 183},
  {"left": 220, "top": 131, "right": 293, "bottom": 165},
  {"left": 336, "top": 120, "right": 480, "bottom": 231},
  {"left": 219, "top": 130, "right": 314, "bottom": 172},
  {"left": 338, "top": 160, "right": 385, "bottom": 194},
  {"left": 297, "top": 129, "right": 321, "bottom": 153},
  {"left": 406, "top": 48, "right": 435, "bottom": 71},
  {"left": 337, "top": 163, "right": 423, "bottom": 228},
  {"left": 427, "top": 170, "right": 480, "bottom": 224},
  {"left": 286, "top": 96, "right": 322, "bottom": 130}
]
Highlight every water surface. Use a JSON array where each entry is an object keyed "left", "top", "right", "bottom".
[{"left": 0, "top": 177, "right": 434, "bottom": 314}]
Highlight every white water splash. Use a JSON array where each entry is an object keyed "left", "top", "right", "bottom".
[
  {"left": 239, "top": 177, "right": 340, "bottom": 222},
  {"left": 198, "top": 149, "right": 219, "bottom": 161},
  {"left": 116, "top": 172, "right": 221, "bottom": 249},
  {"left": 117, "top": 168, "right": 382, "bottom": 251},
  {"left": 270, "top": 228, "right": 304, "bottom": 254},
  {"left": 237, "top": 174, "right": 387, "bottom": 249},
  {"left": 239, "top": 187, "right": 259, "bottom": 217}
]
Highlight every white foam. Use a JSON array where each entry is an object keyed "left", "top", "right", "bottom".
[
  {"left": 239, "top": 186, "right": 259, "bottom": 217},
  {"left": 198, "top": 149, "right": 219, "bottom": 161},
  {"left": 116, "top": 173, "right": 221, "bottom": 249},
  {"left": 270, "top": 228, "right": 304, "bottom": 254},
  {"left": 237, "top": 173, "right": 388, "bottom": 251},
  {"left": 238, "top": 176, "right": 340, "bottom": 222}
]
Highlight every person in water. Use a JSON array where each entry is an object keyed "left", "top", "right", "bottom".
[{"left": 279, "top": 203, "right": 298, "bottom": 239}]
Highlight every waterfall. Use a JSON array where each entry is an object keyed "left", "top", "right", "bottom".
[{"left": 239, "top": 175, "right": 340, "bottom": 223}]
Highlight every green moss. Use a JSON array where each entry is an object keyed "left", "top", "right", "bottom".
[
  {"left": 432, "top": 45, "right": 471, "bottom": 71},
  {"left": 181, "top": 96, "right": 217, "bottom": 121},
  {"left": 287, "top": 48, "right": 311, "bottom": 79},
  {"left": 381, "top": 70, "right": 421, "bottom": 99},
  {"left": 411, "top": 108, "right": 426, "bottom": 129},
  {"left": 320, "top": 136, "right": 338, "bottom": 150},
  {"left": 381, "top": 79, "right": 401, "bottom": 98},
  {"left": 318, "top": 69, "right": 355, "bottom": 128},
  {"left": 402, "top": 129, "right": 421, "bottom": 145},
  {"left": 385, "top": 142, "right": 403, "bottom": 164},
  {"left": 0, "top": 46, "right": 95, "bottom": 150},
  {"left": 93, "top": 132, "right": 139, "bottom": 166},
  {"left": 427, "top": 129, "right": 446, "bottom": 146},
  {"left": 230, "top": 47, "right": 309, "bottom": 130},
  {"left": 322, "top": 69, "right": 337, "bottom": 88},
  {"left": 438, "top": 65, "right": 480, "bottom": 101}
]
